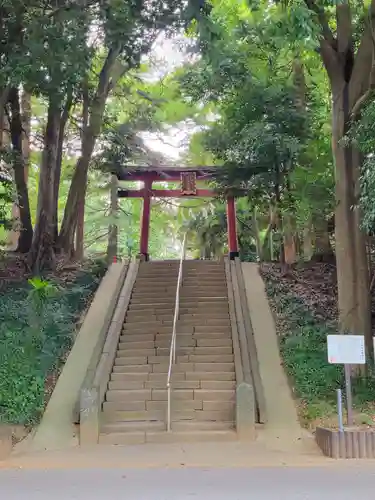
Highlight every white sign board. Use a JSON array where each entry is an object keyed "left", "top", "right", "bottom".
[{"left": 327, "top": 335, "right": 365, "bottom": 365}]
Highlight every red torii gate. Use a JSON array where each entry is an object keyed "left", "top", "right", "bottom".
[{"left": 115, "top": 166, "right": 239, "bottom": 261}]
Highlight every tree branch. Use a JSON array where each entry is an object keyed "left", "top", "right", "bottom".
[
  {"left": 304, "top": 0, "right": 336, "bottom": 46},
  {"left": 336, "top": 2, "right": 352, "bottom": 55},
  {"left": 349, "top": 0, "right": 375, "bottom": 109}
]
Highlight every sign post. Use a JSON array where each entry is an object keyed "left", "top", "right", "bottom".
[{"left": 327, "top": 335, "right": 365, "bottom": 427}]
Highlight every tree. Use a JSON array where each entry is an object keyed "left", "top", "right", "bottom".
[
  {"left": 173, "top": 0, "right": 373, "bottom": 354},
  {"left": 58, "top": 0, "right": 182, "bottom": 259}
]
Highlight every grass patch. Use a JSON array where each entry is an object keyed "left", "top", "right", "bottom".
[
  {"left": 0, "top": 259, "right": 107, "bottom": 426},
  {"left": 263, "top": 271, "right": 375, "bottom": 429}
]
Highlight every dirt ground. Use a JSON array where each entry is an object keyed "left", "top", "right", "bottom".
[{"left": 260, "top": 261, "right": 338, "bottom": 322}]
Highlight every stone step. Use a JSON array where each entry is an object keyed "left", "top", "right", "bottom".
[
  {"left": 196, "top": 338, "right": 233, "bottom": 347},
  {"left": 108, "top": 379, "right": 235, "bottom": 391},
  {"left": 179, "top": 297, "right": 228, "bottom": 304},
  {"left": 125, "top": 312, "right": 229, "bottom": 323},
  {"left": 114, "top": 355, "right": 189, "bottom": 366},
  {"left": 178, "top": 319, "right": 231, "bottom": 327},
  {"left": 123, "top": 320, "right": 172, "bottom": 329},
  {"left": 122, "top": 325, "right": 172, "bottom": 334},
  {"left": 108, "top": 380, "right": 145, "bottom": 390},
  {"left": 106, "top": 389, "right": 202, "bottom": 403},
  {"left": 114, "top": 356, "right": 149, "bottom": 366},
  {"left": 150, "top": 362, "right": 235, "bottom": 374},
  {"left": 103, "top": 399, "right": 203, "bottom": 412},
  {"left": 200, "top": 380, "right": 236, "bottom": 390},
  {"left": 123, "top": 322, "right": 230, "bottom": 335},
  {"left": 116, "top": 348, "right": 156, "bottom": 357},
  {"left": 130, "top": 297, "right": 176, "bottom": 305},
  {"left": 99, "top": 430, "right": 236, "bottom": 445},
  {"left": 114, "top": 353, "right": 235, "bottom": 366},
  {"left": 126, "top": 309, "right": 229, "bottom": 321},
  {"left": 180, "top": 294, "right": 228, "bottom": 300},
  {"left": 181, "top": 285, "right": 227, "bottom": 291},
  {"left": 113, "top": 364, "right": 152, "bottom": 374},
  {"left": 131, "top": 292, "right": 176, "bottom": 299},
  {"left": 131, "top": 295, "right": 228, "bottom": 303},
  {"left": 135, "top": 276, "right": 178, "bottom": 282},
  {"left": 101, "top": 408, "right": 234, "bottom": 423},
  {"left": 182, "top": 277, "right": 226, "bottom": 282},
  {"left": 108, "top": 379, "right": 201, "bottom": 391},
  {"left": 194, "top": 389, "right": 235, "bottom": 401},
  {"left": 128, "top": 303, "right": 176, "bottom": 311},
  {"left": 102, "top": 409, "right": 165, "bottom": 422},
  {"left": 193, "top": 325, "right": 231, "bottom": 333},
  {"left": 124, "top": 314, "right": 173, "bottom": 323},
  {"left": 119, "top": 332, "right": 232, "bottom": 344},
  {"left": 129, "top": 297, "right": 227, "bottom": 306},
  {"left": 106, "top": 389, "right": 152, "bottom": 402},
  {"left": 126, "top": 309, "right": 174, "bottom": 318},
  {"left": 179, "top": 313, "right": 230, "bottom": 320},
  {"left": 101, "top": 421, "right": 166, "bottom": 434},
  {"left": 132, "top": 286, "right": 177, "bottom": 293},
  {"left": 113, "top": 358, "right": 234, "bottom": 373},
  {"left": 110, "top": 372, "right": 185, "bottom": 383},
  {"left": 185, "top": 371, "right": 235, "bottom": 381},
  {"left": 172, "top": 408, "right": 234, "bottom": 421},
  {"left": 103, "top": 399, "right": 234, "bottom": 414},
  {"left": 117, "top": 345, "right": 233, "bottom": 357},
  {"left": 171, "top": 421, "right": 234, "bottom": 432},
  {"left": 183, "top": 273, "right": 226, "bottom": 279},
  {"left": 109, "top": 372, "right": 235, "bottom": 391},
  {"left": 110, "top": 370, "right": 235, "bottom": 383},
  {"left": 121, "top": 331, "right": 231, "bottom": 342}
]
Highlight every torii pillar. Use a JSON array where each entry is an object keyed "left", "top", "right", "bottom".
[
  {"left": 227, "top": 196, "right": 239, "bottom": 259},
  {"left": 140, "top": 179, "right": 152, "bottom": 261}
]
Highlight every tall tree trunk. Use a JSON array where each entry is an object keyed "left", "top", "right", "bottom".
[
  {"left": 311, "top": 214, "right": 334, "bottom": 262},
  {"left": 252, "top": 207, "right": 263, "bottom": 261},
  {"left": 274, "top": 165, "right": 285, "bottom": 264},
  {"left": 21, "top": 90, "right": 31, "bottom": 180},
  {"left": 58, "top": 45, "right": 122, "bottom": 257},
  {"left": 107, "top": 175, "right": 118, "bottom": 263},
  {"left": 331, "top": 79, "right": 371, "bottom": 347},
  {"left": 283, "top": 213, "right": 297, "bottom": 265},
  {"left": 303, "top": 217, "right": 314, "bottom": 261},
  {"left": 74, "top": 83, "right": 90, "bottom": 261},
  {"left": 8, "top": 87, "right": 33, "bottom": 253},
  {"left": 309, "top": 0, "right": 374, "bottom": 362},
  {"left": 28, "top": 99, "right": 60, "bottom": 273},
  {"left": 58, "top": 139, "right": 94, "bottom": 256},
  {"left": 75, "top": 197, "right": 85, "bottom": 260},
  {"left": 52, "top": 91, "right": 73, "bottom": 244}
]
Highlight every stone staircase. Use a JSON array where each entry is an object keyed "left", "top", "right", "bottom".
[{"left": 99, "top": 260, "right": 236, "bottom": 444}]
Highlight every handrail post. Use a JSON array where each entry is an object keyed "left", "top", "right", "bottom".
[{"left": 166, "top": 233, "right": 187, "bottom": 432}]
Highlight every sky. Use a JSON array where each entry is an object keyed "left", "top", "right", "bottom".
[{"left": 141, "top": 32, "right": 197, "bottom": 162}]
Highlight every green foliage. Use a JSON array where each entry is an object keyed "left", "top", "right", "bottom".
[
  {"left": 264, "top": 273, "right": 375, "bottom": 424},
  {"left": 0, "top": 175, "right": 13, "bottom": 243},
  {"left": 0, "top": 266, "right": 106, "bottom": 425},
  {"left": 348, "top": 99, "right": 375, "bottom": 233}
]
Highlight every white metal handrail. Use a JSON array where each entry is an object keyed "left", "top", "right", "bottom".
[{"left": 167, "top": 233, "right": 187, "bottom": 432}]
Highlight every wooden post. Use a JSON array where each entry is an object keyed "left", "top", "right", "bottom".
[
  {"left": 107, "top": 175, "right": 118, "bottom": 263},
  {"left": 140, "top": 179, "right": 152, "bottom": 261},
  {"left": 227, "top": 196, "right": 239, "bottom": 259}
]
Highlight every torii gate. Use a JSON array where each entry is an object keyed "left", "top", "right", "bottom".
[{"left": 113, "top": 166, "right": 239, "bottom": 261}]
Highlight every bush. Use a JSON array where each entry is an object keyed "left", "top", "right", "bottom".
[
  {"left": 264, "top": 275, "right": 375, "bottom": 425},
  {"left": 0, "top": 265, "right": 106, "bottom": 425}
]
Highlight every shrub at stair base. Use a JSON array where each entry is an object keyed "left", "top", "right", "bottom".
[
  {"left": 262, "top": 268, "right": 375, "bottom": 430},
  {"left": 0, "top": 264, "right": 106, "bottom": 430}
]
